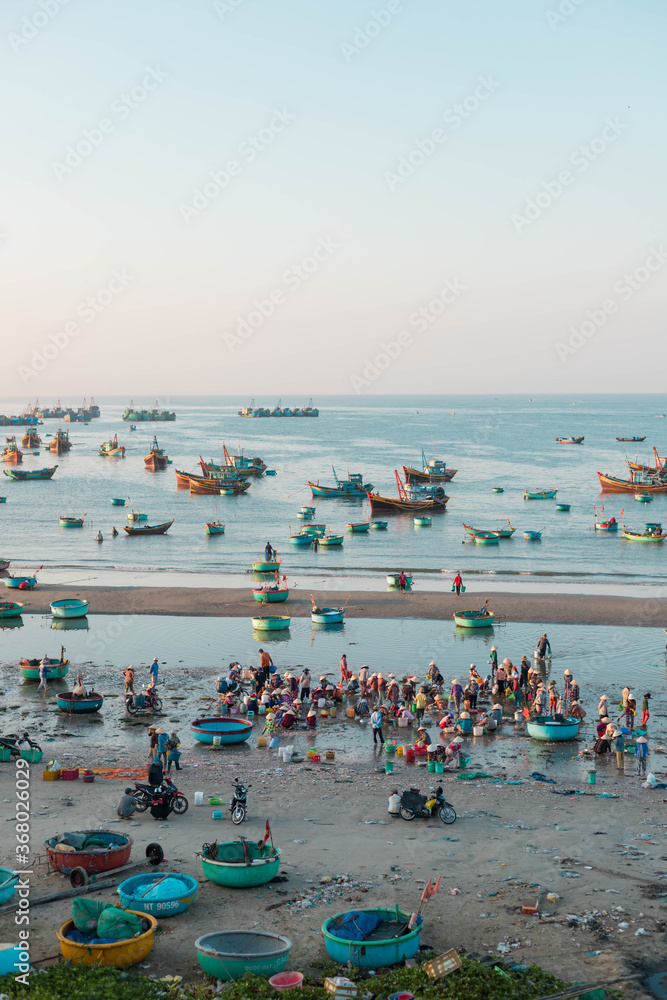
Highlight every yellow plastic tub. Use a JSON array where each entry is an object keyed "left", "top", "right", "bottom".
[{"left": 57, "top": 911, "right": 157, "bottom": 968}]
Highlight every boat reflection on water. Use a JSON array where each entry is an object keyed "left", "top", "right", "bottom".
[{"left": 51, "top": 616, "right": 90, "bottom": 631}]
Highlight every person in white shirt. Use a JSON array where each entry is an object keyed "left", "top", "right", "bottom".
[
  {"left": 370, "top": 708, "right": 384, "bottom": 745},
  {"left": 388, "top": 789, "right": 401, "bottom": 815}
]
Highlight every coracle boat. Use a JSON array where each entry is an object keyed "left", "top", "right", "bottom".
[
  {"left": 200, "top": 840, "right": 281, "bottom": 888},
  {"left": 319, "top": 533, "right": 343, "bottom": 546},
  {"left": 635, "top": 493, "right": 653, "bottom": 503},
  {"left": 1, "top": 438, "right": 22, "bottom": 464},
  {"left": 595, "top": 517, "right": 618, "bottom": 531},
  {"left": 368, "top": 472, "right": 449, "bottom": 513},
  {"left": 387, "top": 573, "right": 412, "bottom": 588},
  {"left": 98, "top": 434, "right": 125, "bottom": 458},
  {"left": 526, "top": 716, "right": 580, "bottom": 741},
  {"left": 463, "top": 519, "right": 515, "bottom": 538},
  {"left": 45, "top": 831, "right": 133, "bottom": 876},
  {"left": 59, "top": 515, "right": 84, "bottom": 527},
  {"left": 597, "top": 472, "right": 667, "bottom": 493},
  {"left": 110, "top": 498, "right": 126, "bottom": 506},
  {"left": 0, "top": 602, "right": 23, "bottom": 618},
  {"left": 413, "top": 516, "right": 431, "bottom": 526},
  {"left": 301, "top": 523, "right": 326, "bottom": 535},
  {"left": 346, "top": 521, "right": 370, "bottom": 532},
  {"left": 205, "top": 521, "right": 225, "bottom": 535},
  {"left": 524, "top": 530, "right": 542, "bottom": 540},
  {"left": 252, "top": 584, "right": 289, "bottom": 602},
  {"left": 555, "top": 436, "right": 584, "bottom": 444},
  {"left": 471, "top": 533, "right": 499, "bottom": 545},
  {"left": 56, "top": 691, "right": 104, "bottom": 713},
  {"left": 322, "top": 907, "right": 421, "bottom": 968},
  {"left": 622, "top": 522, "right": 666, "bottom": 542},
  {"left": 556, "top": 503, "right": 571, "bottom": 511},
  {"left": 4, "top": 575, "right": 37, "bottom": 589},
  {"left": 370, "top": 520, "right": 388, "bottom": 530},
  {"left": 50, "top": 599, "right": 89, "bottom": 618},
  {"left": 299, "top": 505, "right": 316, "bottom": 517},
  {"left": 117, "top": 873, "right": 197, "bottom": 917},
  {"left": 308, "top": 469, "right": 372, "bottom": 498},
  {"left": 453, "top": 609, "right": 495, "bottom": 628},
  {"left": 57, "top": 911, "right": 157, "bottom": 969},
  {"left": 251, "top": 615, "right": 291, "bottom": 630},
  {"left": 617, "top": 436, "right": 646, "bottom": 442},
  {"left": 492, "top": 486, "right": 504, "bottom": 493},
  {"left": 4, "top": 465, "right": 57, "bottom": 481},
  {"left": 290, "top": 531, "right": 314, "bottom": 545},
  {"left": 195, "top": 931, "right": 292, "bottom": 982},
  {"left": 311, "top": 606, "right": 345, "bottom": 624},
  {"left": 20, "top": 649, "right": 69, "bottom": 680},
  {"left": 144, "top": 436, "right": 169, "bottom": 471},
  {"left": 402, "top": 451, "right": 457, "bottom": 483},
  {"left": 190, "top": 717, "right": 253, "bottom": 744},
  {"left": 123, "top": 520, "right": 174, "bottom": 535},
  {"left": 524, "top": 489, "right": 558, "bottom": 500},
  {"left": 49, "top": 429, "right": 71, "bottom": 455},
  {"left": 252, "top": 559, "right": 281, "bottom": 572}
]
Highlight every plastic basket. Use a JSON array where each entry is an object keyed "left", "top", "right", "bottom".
[
  {"left": 311, "top": 754, "right": 321, "bottom": 763},
  {"left": 61, "top": 768, "right": 79, "bottom": 780},
  {"left": 42, "top": 769, "right": 61, "bottom": 781},
  {"left": 423, "top": 949, "right": 462, "bottom": 980}
]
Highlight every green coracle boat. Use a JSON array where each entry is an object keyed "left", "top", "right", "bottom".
[
  {"left": 453, "top": 610, "right": 495, "bottom": 628},
  {"left": 200, "top": 841, "right": 281, "bottom": 888}
]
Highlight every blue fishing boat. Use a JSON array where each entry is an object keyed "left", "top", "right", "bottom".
[
  {"left": 556, "top": 503, "right": 571, "bottom": 511},
  {"left": 50, "top": 599, "right": 89, "bottom": 619},
  {"left": 524, "top": 489, "right": 558, "bottom": 500},
  {"left": 0, "top": 602, "right": 23, "bottom": 618},
  {"left": 322, "top": 908, "right": 421, "bottom": 968},
  {"left": 472, "top": 534, "right": 499, "bottom": 544},
  {"left": 301, "top": 523, "right": 326, "bottom": 535},
  {"left": 56, "top": 692, "right": 104, "bottom": 713},
  {"left": 346, "top": 521, "right": 370, "bottom": 532},
  {"left": 526, "top": 716, "right": 580, "bottom": 741},
  {"left": 318, "top": 533, "right": 344, "bottom": 546},
  {"left": 492, "top": 487, "right": 504, "bottom": 493},
  {"left": 289, "top": 532, "right": 314, "bottom": 545},
  {"left": 205, "top": 521, "right": 225, "bottom": 535},
  {"left": 308, "top": 468, "right": 372, "bottom": 498},
  {"left": 251, "top": 615, "right": 291, "bottom": 630},
  {"left": 190, "top": 717, "right": 253, "bottom": 745},
  {"left": 413, "top": 516, "right": 431, "bottom": 526},
  {"left": 252, "top": 585, "right": 289, "bottom": 603}
]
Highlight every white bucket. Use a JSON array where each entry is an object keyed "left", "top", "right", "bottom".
[
  {"left": 472, "top": 726, "right": 484, "bottom": 737},
  {"left": 212, "top": 736, "right": 222, "bottom": 747},
  {"left": 194, "top": 791, "right": 204, "bottom": 806},
  {"left": 318, "top": 698, "right": 326, "bottom": 708},
  {"left": 283, "top": 747, "right": 293, "bottom": 762},
  {"left": 515, "top": 711, "right": 522, "bottom": 722},
  {"left": 398, "top": 718, "right": 409, "bottom": 727}
]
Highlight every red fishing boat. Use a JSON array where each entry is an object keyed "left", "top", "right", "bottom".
[{"left": 367, "top": 471, "right": 449, "bottom": 513}]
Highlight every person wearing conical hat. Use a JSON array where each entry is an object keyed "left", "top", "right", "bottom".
[
  {"left": 598, "top": 693, "right": 608, "bottom": 718},
  {"left": 489, "top": 645, "right": 498, "bottom": 679},
  {"left": 307, "top": 708, "right": 317, "bottom": 729}
]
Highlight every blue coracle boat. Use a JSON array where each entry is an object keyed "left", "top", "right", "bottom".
[
  {"left": 56, "top": 692, "right": 104, "bottom": 713},
  {"left": 117, "top": 873, "right": 198, "bottom": 916},
  {"left": 191, "top": 717, "right": 253, "bottom": 744},
  {"left": 526, "top": 716, "right": 580, "bottom": 741}
]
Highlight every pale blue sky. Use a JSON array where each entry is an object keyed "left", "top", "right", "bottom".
[{"left": 1, "top": 0, "right": 665, "bottom": 395}]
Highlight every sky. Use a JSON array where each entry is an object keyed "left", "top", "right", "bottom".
[{"left": 1, "top": 0, "right": 666, "bottom": 397}]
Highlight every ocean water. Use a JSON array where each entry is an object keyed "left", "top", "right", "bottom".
[{"left": 1, "top": 393, "right": 666, "bottom": 592}]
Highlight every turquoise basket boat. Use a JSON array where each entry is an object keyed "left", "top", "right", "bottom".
[
  {"left": 524, "top": 489, "right": 558, "bottom": 500},
  {"left": 527, "top": 716, "right": 580, "bottom": 741},
  {"left": 472, "top": 534, "right": 499, "bottom": 545},
  {"left": 311, "top": 607, "right": 345, "bottom": 624},
  {"left": 301, "top": 524, "right": 326, "bottom": 535},
  {"left": 200, "top": 842, "right": 280, "bottom": 888},
  {"left": 117, "top": 873, "right": 198, "bottom": 916},
  {"left": 387, "top": 574, "right": 412, "bottom": 588},
  {"left": 453, "top": 610, "right": 495, "bottom": 628},
  {"left": 524, "top": 530, "right": 542, "bottom": 540},
  {"left": 110, "top": 498, "right": 126, "bottom": 506},
  {"left": 370, "top": 521, "right": 388, "bottom": 530},
  {"left": 556, "top": 503, "right": 571, "bottom": 511},
  {"left": 413, "top": 516, "right": 431, "bottom": 526},
  {"left": 191, "top": 717, "right": 253, "bottom": 745},
  {"left": 289, "top": 533, "right": 314, "bottom": 545},
  {"left": 322, "top": 908, "right": 421, "bottom": 968},
  {"left": 0, "top": 868, "right": 18, "bottom": 905},
  {"left": 251, "top": 615, "right": 290, "bottom": 630},
  {"left": 56, "top": 692, "right": 104, "bottom": 713},
  {"left": 195, "top": 931, "right": 292, "bottom": 982},
  {"left": 0, "top": 602, "right": 23, "bottom": 618},
  {"left": 19, "top": 656, "right": 69, "bottom": 680},
  {"left": 50, "top": 599, "right": 89, "bottom": 618},
  {"left": 251, "top": 560, "right": 281, "bottom": 572},
  {"left": 319, "top": 534, "right": 343, "bottom": 546},
  {"left": 4, "top": 576, "right": 36, "bottom": 589},
  {"left": 252, "top": 587, "right": 289, "bottom": 602},
  {"left": 346, "top": 522, "right": 370, "bottom": 533}
]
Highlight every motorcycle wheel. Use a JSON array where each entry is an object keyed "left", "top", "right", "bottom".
[
  {"left": 126, "top": 702, "right": 138, "bottom": 715},
  {"left": 439, "top": 803, "right": 457, "bottom": 825},
  {"left": 171, "top": 794, "right": 188, "bottom": 815},
  {"left": 152, "top": 698, "right": 163, "bottom": 712},
  {"left": 231, "top": 804, "right": 246, "bottom": 825},
  {"left": 399, "top": 806, "right": 416, "bottom": 821},
  {"left": 134, "top": 792, "right": 150, "bottom": 813}
]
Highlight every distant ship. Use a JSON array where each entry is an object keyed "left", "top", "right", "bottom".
[
  {"left": 239, "top": 398, "right": 319, "bottom": 417},
  {"left": 122, "top": 400, "right": 176, "bottom": 422}
]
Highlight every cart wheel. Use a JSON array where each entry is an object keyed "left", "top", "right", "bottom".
[
  {"left": 70, "top": 867, "right": 88, "bottom": 888},
  {"left": 146, "top": 842, "right": 164, "bottom": 865}
]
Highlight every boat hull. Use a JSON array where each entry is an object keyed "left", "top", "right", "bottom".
[
  {"left": 527, "top": 716, "right": 580, "bottom": 741},
  {"left": 370, "top": 521, "right": 388, "bottom": 529},
  {"left": 597, "top": 472, "right": 667, "bottom": 493},
  {"left": 311, "top": 608, "right": 345, "bottom": 624},
  {"left": 322, "top": 908, "right": 421, "bottom": 968},
  {"left": 205, "top": 523, "right": 225, "bottom": 535},
  {"left": 117, "top": 873, "right": 198, "bottom": 916},
  {"left": 123, "top": 520, "right": 174, "bottom": 536},
  {"left": 4, "top": 577, "right": 36, "bottom": 588},
  {"left": 453, "top": 611, "right": 495, "bottom": 628},
  {"left": 402, "top": 465, "right": 457, "bottom": 483},
  {"left": 50, "top": 599, "right": 89, "bottom": 618},
  {"left": 308, "top": 482, "right": 370, "bottom": 498},
  {"left": 56, "top": 693, "right": 104, "bottom": 712},
  {"left": 463, "top": 522, "right": 515, "bottom": 538},
  {"left": 0, "top": 602, "right": 23, "bottom": 618},
  {"left": 20, "top": 663, "right": 69, "bottom": 680},
  {"left": 251, "top": 616, "right": 291, "bottom": 630},
  {"left": 346, "top": 522, "right": 370, "bottom": 532},
  {"left": 46, "top": 831, "right": 132, "bottom": 875},
  {"left": 3, "top": 466, "right": 57, "bottom": 481},
  {"left": 252, "top": 589, "right": 289, "bottom": 602},
  {"left": 622, "top": 530, "right": 666, "bottom": 542},
  {"left": 190, "top": 717, "right": 253, "bottom": 744},
  {"left": 57, "top": 912, "right": 156, "bottom": 968},
  {"left": 201, "top": 844, "right": 280, "bottom": 888},
  {"left": 368, "top": 493, "right": 449, "bottom": 512},
  {"left": 195, "top": 931, "right": 292, "bottom": 982},
  {"left": 252, "top": 561, "right": 281, "bottom": 572},
  {"left": 524, "top": 490, "right": 558, "bottom": 500},
  {"left": 319, "top": 536, "right": 343, "bottom": 546}
]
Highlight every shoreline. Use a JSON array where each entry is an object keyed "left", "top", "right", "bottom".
[{"left": 18, "top": 584, "right": 667, "bottom": 626}]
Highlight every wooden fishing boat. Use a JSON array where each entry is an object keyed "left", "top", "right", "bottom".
[
  {"left": 252, "top": 585, "right": 289, "bottom": 603},
  {"left": 59, "top": 515, "right": 84, "bottom": 527},
  {"left": 200, "top": 841, "right": 280, "bottom": 888},
  {"left": 370, "top": 520, "right": 388, "bottom": 530},
  {"left": 0, "top": 602, "right": 23, "bottom": 618},
  {"left": 556, "top": 503, "right": 571, "bottom": 511},
  {"left": 110, "top": 498, "right": 126, "bottom": 506},
  {"left": 19, "top": 652, "right": 69, "bottom": 680},
  {"left": 616, "top": 436, "right": 646, "bottom": 442},
  {"left": 194, "top": 477, "right": 250, "bottom": 495},
  {"left": 4, "top": 465, "right": 57, "bottom": 481},
  {"left": 57, "top": 911, "right": 157, "bottom": 969},
  {"left": 290, "top": 532, "right": 315, "bottom": 545},
  {"left": 144, "top": 437, "right": 169, "bottom": 471},
  {"left": 123, "top": 520, "right": 174, "bottom": 536},
  {"left": 402, "top": 451, "right": 457, "bottom": 483},
  {"left": 308, "top": 469, "right": 373, "bottom": 498},
  {"left": 368, "top": 472, "right": 449, "bottom": 513},
  {"left": 49, "top": 429, "right": 71, "bottom": 455},
  {"left": 463, "top": 520, "right": 515, "bottom": 538},
  {"left": 597, "top": 472, "right": 667, "bottom": 493},
  {"left": 346, "top": 521, "right": 370, "bottom": 532},
  {"left": 595, "top": 518, "right": 618, "bottom": 531},
  {"left": 205, "top": 521, "right": 225, "bottom": 535},
  {"left": 524, "top": 530, "right": 542, "bottom": 540},
  {"left": 98, "top": 434, "right": 125, "bottom": 458},
  {"left": 555, "top": 436, "right": 584, "bottom": 444},
  {"left": 123, "top": 401, "right": 176, "bottom": 422},
  {"left": 50, "top": 598, "right": 89, "bottom": 618},
  {"left": 523, "top": 489, "right": 558, "bottom": 500},
  {"left": 191, "top": 717, "right": 253, "bottom": 744},
  {"left": 527, "top": 716, "right": 580, "bottom": 741},
  {"left": 175, "top": 468, "right": 194, "bottom": 488},
  {"left": 634, "top": 493, "right": 653, "bottom": 503},
  {"left": 117, "top": 873, "right": 198, "bottom": 917},
  {"left": 387, "top": 573, "right": 412, "bottom": 588},
  {"left": 200, "top": 445, "right": 266, "bottom": 477},
  {"left": 311, "top": 606, "right": 345, "bottom": 624},
  {"left": 56, "top": 691, "right": 104, "bottom": 712},
  {"left": 45, "top": 831, "right": 132, "bottom": 875},
  {"left": 1, "top": 438, "right": 22, "bottom": 464},
  {"left": 251, "top": 615, "right": 291, "bottom": 630},
  {"left": 4, "top": 576, "right": 36, "bottom": 589},
  {"left": 0, "top": 559, "right": 10, "bottom": 571},
  {"left": 453, "top": 610, "right": 495, "bottom": 628},
  {"left": 622, "top": 523, "right": 666, "bottom": 542},
  {"left": 318, "top": 533, "right": 344, "bottom": 546},
  {"left": 252, "top": 560, "right": 281, "bottom": 572},
  {"left": 20, "top": 430, "right": 41, "bottom": 448}
]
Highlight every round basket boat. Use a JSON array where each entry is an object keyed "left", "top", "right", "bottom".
[
  {"left": 311, "top": 607, "right": 345, "bottom": 624},
  {"left": 526, "top": 716, "right": 580, "bottom": 742},
  {"left": 50, "top": 599, "right": 89, "bottom": 619},
  {"left": 387, "top": 574, "right": 412, "bottom": 588},
  {"left": 56, "top": 692, "right": 104, "bottom": 713},
  {"left": 195, "top": 930, "right": 292, "bottom": 981},
  {"left": 19, "top": 657, "right": 69, "bottom": 680},
  {"left": 57, "top": 910, "right": 157, "bottom": 968},
  {"left": 45, "top": 831, "right": 132, "bottom": 875},
  {"left": 191, "top": 717, "right": 253, "bottom": 745},
  {"left": 453, "top": 610, "right": 495, "bottom": 628},
  {"left": 252, "top": 588, "right": 289, "bottom": 603},
  {"left": 4, "top": 577, "right": 36, "bottom": 589},
  {"left": 251, "top": 616, "right": 291, "bottom": 631},
  {"left": 201, "top": 842, "right": 280, "bottom": 888},
  {"left": 0, "top": 867, "right": 18, "bottom": 905},
  {"left": 117, "top": 873, "right": 198, "bottom": 916},
  {"left": 0, "top": 602, "right": 23, "bottom": 619},
  {"left": 322, "top": 908, "right": 421, "bottom": 968}
]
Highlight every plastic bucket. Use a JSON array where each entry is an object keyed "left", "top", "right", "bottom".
[
  {"left": 427, "top": 761, "right": 436, "bottom": 772},
  {"left": 269, "top": 736, "right": 279, "bottom": 749},
  {"left": 587, "top": 769, "right": 597, "bottom": 785},
  {"left": 515, "top": 711, "right": 522, "bottom": 722},
  {"left": 284, "top": 748, "right": 293, "bottom": 762},
  {"left": 258, "top": 704, "right": 266, "bottom": 714},
  {"left": 473, "top": 726, "right": 484, "bottom": 736},
  {"left": 257, "top": 735, "right": 268, "bottom": 747},
  {"left": 385, "top": 760, "right": 394, "bottom": 773},
  {"left": 194, "top": 791, "right": 204, "bottom": 806},
  {"left": 318, "top": 698, "right": 326, "bottom": 708},
  {"left": 435, "top": 762, "right": 444, "bottom": 773},
  {"left": 329, "top": 707, "right": 336, "bottom": 718},
  {"left": 325, "top": 751, "right": 335, "bottom": 761},
  {"left": 405, "top": 748, "right": 415, "bottom": 761},
  {"left": 458, "top": 756, "right": 469, "bottom": 769},
  {"left": 396, "top": 745, "right": 404, "bottom": 756},
  {"left": 212, "top": 736, "right": 222, "bottom": 747}
]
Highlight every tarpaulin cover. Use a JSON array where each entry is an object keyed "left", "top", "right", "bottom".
[{"left": 329, "top": 911, "right": 383, "bottom": 942}]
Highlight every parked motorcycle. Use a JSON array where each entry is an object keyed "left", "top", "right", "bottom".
[
  {"left": 399, "top": 786, "right": 456, "bottom": 824},
  {"left": 132, "top": 776, "right": 188, "bottom": 815},
  {"left": 125, "top": 689, "right": 162, "bottom": 714},
  {"left": 230, "top": 778, "right": 250, "bottom": 824},
  {"left": 0, "top": 732, "right": 42, "bottom": 758}
]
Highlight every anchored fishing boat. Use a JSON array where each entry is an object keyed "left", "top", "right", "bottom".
[
  {"left": 190, "top": 717, "right": 253, "bottom": 744},
  {"left": 252, "top": 581, "right": 289, "bottom": 602},
  {"left": 471, "top": 533, "right": 499, "bottom": 544},
  {"left": 298, "top": 506, "right": 316, "bottom": 519},
  {"left": 402, "top": 450, "right": 457, "bottom": 483},
  {"left": 597, "top": 472, "right": 667, "bottom": 493},
  {"left": 59, "top": 515, "right": 85, "bottom": 527},
  {"left": 4, "top": 465, "right": 57, "bottom": 481},
  {"left": 318, "top": 533, "right": 344, "bottom": 546},
  {"left": 195, "top": 930, "right": 292, "bottom": 982},
  {"left": 311, "top": 606, "right": 345, "bottom": 624},
  {"left": 555, "top": 436, "right": 584, "bottom": 444},
  {"left": 20, "top": 650, "right": 69, "bottom": 680},
  {"left": 200, "top": 840, "right": 280, "bottom": 888},
  {"left": 0, "top": 602, "right": 23, "bottom": 618},
  {"left": 56, "top": 691, "right": 104, "bottom": 713},
  {"left": 308, "top": 468, "right": 373, "bottom": 498},
  {"left": 524, "top": 489, "right": 558, "bottom": 500},
  {"left": 556, "top": 503, "right": 571, "bottom": 511},
  {"left": 346, "top": 521, "right": 370, "bottom": 532},
  {"left": 205, "top": 521, "right": 225, "bottom": 535},
  {"left": 290, "top": 531, "right": 315, "bottom": 545},
  {"left": 527, "top": 716, "right": 580, "bottom": 741},
  {"left": 98, "top": 434, "right": 125, "bottom": 458},
  {"left": 635, "top": 493, "right": 653, "bottom": 503},
  {"left": 595, "top": 517, "right": 618, "bottom": 531},
  {"left": 463, "top": 520, "right": 515, "bottom": 538},
  {"left": 252, "top": 559, "right": 281, "bottom": 572},
  {"left": 21, "top": 430, "right": 41, "bottom": 448},
  {"left": 111, "top": 498, "right": 126, "bottom": 506},
  {"left": 368, "top": 472, "right": 449, "bottom": 513},
  {"left": 413, "top": 516, "right": 431, "bottom": 526},
  {"left": 622, "top": 522, "right": 666, "bottom": 542},
  {"left": 122, "top": 400, "right": 176, "bottom": 422},
  {"left": 617, "top": 436, "right": 645, "bottom": 442},
  {"left": 1, "top": 438, "right": 22, "bottom": 464},
  {"left": 50, "top": 599, "right": 89, "bottom": 618},
  {"left": 301, "top": 523, "right": 326, "bottom": 535},
  {"left": 49, "top": 429, "right": 71, "bottom": 455},
  {"left": 123, "top": 520, "right": 174, "bottom": 536},
  {"left": 453, "top": 609, "right": 495, "bottom": 628},
  {"left": 200, "top": 445, "right": 266, "bottom": 477},
  {"left": 251, "top": 615, "right": 291, "bottom": 630},
  {"left": 144, "top": 437, "right": 169, "bottom": 471},
  {"left": 524, "top": 529, "right": 542, "bottom": 540}
]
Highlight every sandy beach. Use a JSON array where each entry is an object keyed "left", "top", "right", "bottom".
[{"left": 14, "top": 584, "right": 667, "bottom": 627}]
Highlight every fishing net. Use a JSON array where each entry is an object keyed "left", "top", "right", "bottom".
[
  {"left": 138, "top": 877, "right": 191, "bottom": 901},
  {"left": 71, "top": 899, "right": 113, "bottom": 932},
  {"left": 96, "top": 906, "right": 144, "bottom": 940}
]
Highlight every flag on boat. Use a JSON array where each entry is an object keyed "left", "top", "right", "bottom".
[{"left": 261, "top": 819, "right": 271, "bottom": 846}]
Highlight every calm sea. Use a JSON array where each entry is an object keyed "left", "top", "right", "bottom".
[{"left": 1, "top": 393, "right": 666, "bottom": 592}]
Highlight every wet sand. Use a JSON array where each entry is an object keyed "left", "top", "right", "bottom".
[{"left": 21, "top": 584, "right": 667, "bottom": 627}]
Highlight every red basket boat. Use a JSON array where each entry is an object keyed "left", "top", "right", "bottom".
[{"left": 45, "top": 830, "right": 132, "bottom": 875}]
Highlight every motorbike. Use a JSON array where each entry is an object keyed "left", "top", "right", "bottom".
[
  {"left": 125, "top": 689, "right": 162, "bottom": 714},
  {"left": 0, "top": 733, "right": 42, "bottom": 758},
  {"left": 230, "top": 778, "right": 250, "bottom": 824},
  {"left": 132, "top": 776, "right": 188, "bottom": 815},
  {"left": 399, "top": 786, "right": 456, "bottom": 825}
]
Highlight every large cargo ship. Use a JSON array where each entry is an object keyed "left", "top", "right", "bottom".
[{"left": 122, "top": 400, "right": 176, "bottom": 422}]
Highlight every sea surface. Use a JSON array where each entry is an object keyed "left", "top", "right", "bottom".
[{"left": 1, "top": 393, "right": 666, "bottom": 594}]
